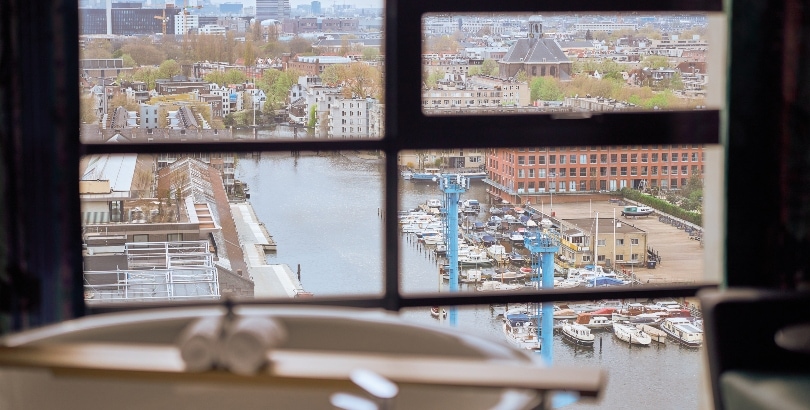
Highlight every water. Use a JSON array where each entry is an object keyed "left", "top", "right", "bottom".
[{"left": 236, "top": 151, "right": 705, "bottom": 410}]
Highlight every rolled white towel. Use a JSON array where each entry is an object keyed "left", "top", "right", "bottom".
[
  {"left": 176, "top": 316, "right": 223, "bottom": 372},
  {"left": 222, "top": 316, "right": 287, "bottom": 375}
]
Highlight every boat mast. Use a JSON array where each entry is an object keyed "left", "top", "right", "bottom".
[{"left": 593, "top": 212, "right": 598, "bottom": 287}]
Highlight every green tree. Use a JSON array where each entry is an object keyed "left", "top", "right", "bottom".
[
  {"left": 132, "top": 66, "right": 161, "bottom": 90},
  {"left": 467, "top": 66, "right": 482, "bottom": 76},
  {"left": 585, "top": 30, "right": 593, "bottom": 40},
  {"left": 158, "top": 59, "right": 181, "bottom": 79},
  {"left": 481, "top": 59, "right": 499, "bottom": 76},
  {"left": 307, "top": 104, "right": 317, "bottom": 128},
  {"left": 423, "top": 69, "right": 444, "bottom": 89},
  {"left": 80, "top": 94, "right": 98, "bottom": 124},
  {"left": 642, "top": 55, "right": 671, "bottom": 70},
  {"left": 121, "top": 54, "right": 136, "bottom": 68},
  {"left": 514, "top": 69, "right": 528, "bottom": 83},
  {"left": 530, "top": 76, "right": 564, "bottom": 101}
]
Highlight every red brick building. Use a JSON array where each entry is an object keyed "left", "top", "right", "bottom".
[{"left": 485, "top": 145, "right": 706, "bottom": 205}]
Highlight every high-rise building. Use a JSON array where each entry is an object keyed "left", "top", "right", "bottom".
[
  {"left": 311, "top": 1, "right": 321, "bottom": 15},
  {"left": 256, "top": 0, "right": 291, "bottom": 23}
]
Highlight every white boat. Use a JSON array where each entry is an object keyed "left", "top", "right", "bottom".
[
  {"left": 502, "top": 314, "right": 541, "bottom": 350},
  {"left": 574, "top": 312, "right": 613, "bottom": 329},
  {"left": 660, "top": 317, "right": 703, "bottom": 347},
  {"left": 561, "top": 322, "right": 595, "bottom": 346},
  {"left": 476, "top": 280, "right": 523, "bottom": 292},
  {"left": 458, "top": 252, "right": 494, "bottom": 267},
  {"left": 490, "top": 269, "right": 526, "bottom": 281},
  {"left": 612, "top": 322, "right": 652, "bottom": 346},
  {"left": 487, "top": 244, "right": 508, "bottom": 262},
  {"left": 509, "top": 232, "right": 525, "bottom": 247},
  {"left": 636, "top": 324, "right": 667, "bottom": 344}
]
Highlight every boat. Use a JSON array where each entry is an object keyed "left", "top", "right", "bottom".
[
  {"left": 489, "top": 207, "right": 505, "bottom": 216},
  {"left": 660, "top": 317, "right": 703, "bottom": 347},
  {"left": 586, "top": 276, "right": 631, "bottom": 287},
  {"left": 561, "top": 321, "right": 595, "bottom": 346},
  {"left": 508, "top": 251, "right": 526, "bottom": 265},
  {"left": 502, "top": 314, "right": 541, "bottom": 351},
  {"left": 509, "top": 232, "right": 526, "bottom": 247},
  {"left": 409, "top": 168, "right": 443, "bottom": 180},
  {"left": 489, "top": 269, "right": 526, "bottom": 281},
  {"left": 458, "top": 252, "right": 494, "bottom": 267},
  {"left": 574, "top": 312, "right": 613, "bottom": 329},
  {"left": 620, "top": 205, "right": 654, "bottom": 217},
  {"left": 486, "top": 244, "right": 508, "bottom": 262},
  {"left": 430, "top": 306, "right": 447, "bottom": 319},
  {"left": 613, "top": 322, "right": 652, "bottom": 346},
  {"left": 476, "top": 280, "right": 523, "bottom": 292},
  {"left": 636, "top": 324, "right": 668, "bottom": 344}
]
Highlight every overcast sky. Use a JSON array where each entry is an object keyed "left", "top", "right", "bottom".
[{"left": 206, "top": 0, "right": 383, "bottom": 9}]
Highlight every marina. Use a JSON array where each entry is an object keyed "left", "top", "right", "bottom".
[{"left": 236, "top": 150, "right": 707, "bottom": 410}]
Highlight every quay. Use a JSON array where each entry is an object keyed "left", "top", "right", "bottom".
[{"left": 230, "top": 202, "right": 308, "bottom": 298}]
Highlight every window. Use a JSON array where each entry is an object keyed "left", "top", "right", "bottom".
[
  {"left": 621, "top": 154, "right": 628, "bottom": 163},
  {"left": 616, "top": 239, "right": 625, "bottom": 246},
  {"left": 5, "top": 5, "right": 731, "bottom": 409},
  {"left": 132, "top": 234, "right": 149, "bottom": 242}
]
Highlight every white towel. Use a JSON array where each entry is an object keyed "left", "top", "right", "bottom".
[
  {"left": 176, "top": 317, "right": 222, "bottom": 372},
  {"left": 222, "top": 316, "right": 287, "bottom": 375}
]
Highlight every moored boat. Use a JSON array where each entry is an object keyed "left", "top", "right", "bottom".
[
  {"left": 561, "top": 321, "right": 595, "bottom": 347},
  {"left": 502, "top": 314, "right": 541, "bottom": 351},
  {"left": 636, "top": 324, "right": 667, "bottom": 344},
  {"left": 613, "top": 322, "right": 652, "bottom": 346},
  {"left": 574, "top": 312, "right": 613, "bottom": 329},
  {"left": 660, "top": 317, "right": 703, "bottom": 347}
]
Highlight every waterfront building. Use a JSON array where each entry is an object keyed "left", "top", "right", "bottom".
[
  {"left": 485, "top": 144, "right": 706, "bottom": 205},
  {"left": 328, "top": 97, "right": 382, "bottom": 138},
  {"left": 398, "top": 149, "right": 485, "bottom": 170}
]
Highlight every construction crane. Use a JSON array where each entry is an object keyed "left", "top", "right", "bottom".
[{"left": 154, "top": 2, "right": 200, "bottom": 37}]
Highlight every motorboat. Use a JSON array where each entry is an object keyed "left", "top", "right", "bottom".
[
  {"left": 586, "top": 276, "right": 631, "bottom": 287},
  {"left": 561, "top": 321, "right": 595, "bottom": 347},
  {"left": 458, "top": 252, "right": 494, "bottom": 267},
  {"left": 489, "top": 269, "right": 526, "bottom": 281},
  {"left": 574, "top": 313, "right": 613, "bottom": 329},
  {"left": 660, "top": 317, "right": 703, "bottom": 347},
  {"left": 487, "top": 244, "right": 508, "bottom": 262},
  {"left": 620, "top": 205, "right": 654, "bottom": 217},
  {"left": 509, "top": 232, "right": 526, "bottom": 247},
  {"left": 502, "top": 314, "right": 541, "bottom": 351},
  {"left": 508, "top": 251, "right": 526, "bottom": 265},
  {"left": 636, "top": 324, "right": 668, "bottom": 344},
  {"left": 476, "top": 280, "right": 523, "bottom": 292},
  {"left": 612, "top": 322, "right": 652, "bottom": 346}
]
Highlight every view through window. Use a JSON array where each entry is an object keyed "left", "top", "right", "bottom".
[{"left": 78, "top": 3, "right": 723, "bottom": 409}]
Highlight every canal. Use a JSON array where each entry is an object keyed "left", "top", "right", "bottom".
[{"left": 236, "top": 150, "right": 705, "bottom": 410}]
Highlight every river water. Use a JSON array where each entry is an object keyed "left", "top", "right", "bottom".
[{"left": 235, "top": 150, "right": 706, "bottom": 410}]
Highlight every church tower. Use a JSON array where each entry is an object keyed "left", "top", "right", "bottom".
[{"left": 528, "top": 15, "right": 543, "bottom": 46}]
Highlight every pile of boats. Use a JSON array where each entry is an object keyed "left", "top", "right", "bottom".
[{"left": 496, "top": 300, "right": 704, "bottom": 349}]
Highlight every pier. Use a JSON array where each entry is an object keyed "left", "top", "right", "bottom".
[{"left": 230, "top": 202, "right": 307, "bottom": 298}]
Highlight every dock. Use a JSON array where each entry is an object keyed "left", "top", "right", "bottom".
[{"left": 230, "top": 202, "right": 308, "bottom": 298}]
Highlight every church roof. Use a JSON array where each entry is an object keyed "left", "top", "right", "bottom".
[{"left": 501, "top": 38, "right": 569, "bottom": 64}]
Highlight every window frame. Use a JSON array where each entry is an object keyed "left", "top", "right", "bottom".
[{"left": 2, "top": 0, "right": 735, "bottom": 328}]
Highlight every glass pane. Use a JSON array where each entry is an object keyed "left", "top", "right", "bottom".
[
  {"left": 399, "top": 145, "right": 715, "bottom": 294},
  {"left": 81, "top": 150, "right": 384, "bottom": 304},
  {"left": 400, "top": 298, "right": 705, "bottom": 408},
  {"left": 421, "top": 12, "right": 722, "bottom": 116},
  {"left": 79, "top": 1, "right": 384, "bottom": 144}
]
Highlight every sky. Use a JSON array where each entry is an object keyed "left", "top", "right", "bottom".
[{"left": 206, "top": 0, "right": 383, "bottom": 9}]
